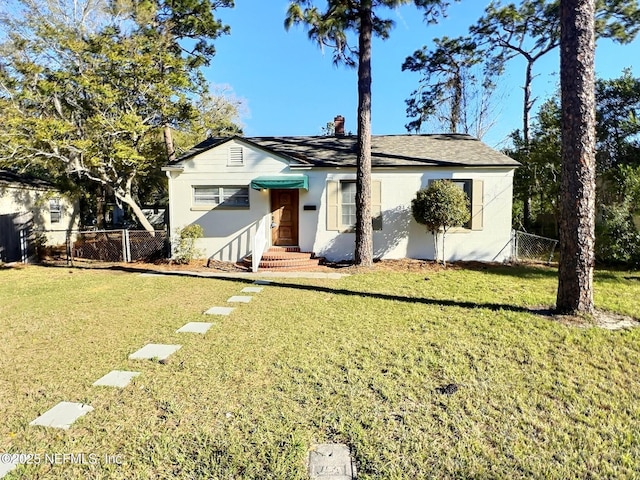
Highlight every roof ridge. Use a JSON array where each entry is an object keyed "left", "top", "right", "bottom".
[{"left": 166, "top": 134, "right": 520, "bottom": 168}]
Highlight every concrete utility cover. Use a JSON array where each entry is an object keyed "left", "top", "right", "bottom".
[
  {"left": 129, "top": 344, "right": 181, "bottom": 361},
  {"left": 29, "top": 401, "right": 94, "bottom": 430},
  {"left": 93, "top": 370, "right": 140, "bottom": 388},
  {"left": 176, "top": 322, "right": 214, "bottom": 334},
  {"left": 0, "top": 457, "right": 18, "bottom": 478},
  {"left": 241, "top": 287, "right": 264, "bottom": 293},
  {"left": 308, "top": 444, "right": 356, "bottom": 480},
  {"left": 227, "top": 296, "right": 252, "bottom": 303},
  {"left": 204, "top": 306, "right": 235, "bottom": 316}
]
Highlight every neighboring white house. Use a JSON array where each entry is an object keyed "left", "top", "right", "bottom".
[
  {"left": 163, "top": 131, "right": 520, "bottom": 264},
  {"left": 0, "top": 170, "right": 79, "bottom": 262}
]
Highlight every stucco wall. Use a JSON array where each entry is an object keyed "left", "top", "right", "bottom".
[
  {"left": 304, "top": 168, "right": 514, "bottom": 263},
  {"left": 167, "top": 139, "right": 515, "bottom": 263},
  {"left": 166, "top": 139, "right": 287, "bottom": 261},
  {"left": 0, "top": 184, "right": 79, "bottom": 245}
]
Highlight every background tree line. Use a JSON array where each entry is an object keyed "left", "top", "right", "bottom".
[
  {"left": 509, "top": 70, "right": 640, "bottom": 266},
  {"left": 403, "top": 0, "right": 639, "bottom": 268}
]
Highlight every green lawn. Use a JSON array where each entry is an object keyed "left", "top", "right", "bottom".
[{"left": 1, "top": 264, "right": 639, "bottom": 479}]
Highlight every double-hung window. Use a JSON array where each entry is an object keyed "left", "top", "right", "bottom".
[
  {"left": 327, "top": 180, "right": 382, "bottom": 231},
  {"left": 193, "top": 186, "right": 250, "bottom": 208},
  {"left": 429, "top": 178, "right": 484, "bottom": 230},
  {"left": 340, "top": 181, "right": 357, "bottom": 228},
  {"left": 452, "top": 180, "right": 472, "bottom": 229},
  {"left": 50, "top": 198, "right": 62, "bottom": 223}
]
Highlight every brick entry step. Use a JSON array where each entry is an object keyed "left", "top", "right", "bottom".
[{"left": 241, "top": 246, "right": 324, "bottom": 271}]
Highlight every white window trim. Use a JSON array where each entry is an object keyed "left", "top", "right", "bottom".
[
  {"left": 50, "top": 198, "right": 62, "bottom": 223},
  {"left": 340, "top": 180, "right": 357, "bottom": 229},
  {"left": 327, "top": 179, "right": 382, "bottom": 232},
  {"left": 192, "top": 185, "right": 250, "bottom": 210}
]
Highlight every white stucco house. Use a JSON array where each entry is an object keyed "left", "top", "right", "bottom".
[
  {"left": 0, "top": 170, "right": 79, "bottom": 263},
  {"left": 163, "top": 130, "right": 520, "bottom": 266}
]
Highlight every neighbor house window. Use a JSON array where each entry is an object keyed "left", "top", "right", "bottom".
[
  {"left": 50, "top": 198, "right": 62, "bottom": 223},
  {"left": 327, "top": 180, "right": 382, "bottom": 231},
  {"left": 193, "top": 186, "right": 250, "bottom": 208},
  {"left": 227, "top": 146, "right": 244, "bottom": 166},
  {"left": 429, "top": 178, "right": 484, "bottom": 230}
]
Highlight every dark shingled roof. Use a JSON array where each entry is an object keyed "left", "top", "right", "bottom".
[
  {"left": 169, "top": 134, "right": 520, "bottom": 168},
  {"left": 0, "top": 169, "right": 55, "bottom": 189}
]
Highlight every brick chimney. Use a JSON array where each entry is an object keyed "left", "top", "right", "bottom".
[{"left": 334, "top": 115, "right": 345, "bottom": 136}]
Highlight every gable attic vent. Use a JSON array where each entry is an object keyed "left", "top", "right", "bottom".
[{"left": 228, "top": 146, "right": 244, "bottom": 166}]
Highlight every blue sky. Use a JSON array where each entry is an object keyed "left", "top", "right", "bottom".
[{"left": 205, "top": 1, "right": 639, "bottom": 148}]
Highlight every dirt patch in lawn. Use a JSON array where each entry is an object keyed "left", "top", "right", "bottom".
[{"left": 530, "top": 306, "right": 639, "bottom": 331}]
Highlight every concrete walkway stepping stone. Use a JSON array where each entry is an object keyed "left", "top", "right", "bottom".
[
  {"left": 29, "top": 401, "right": 94, "bottom": 430},
  {"left": 227, "top": 295, "right": 252, "bottom": 303},
  {"left": 93, "top": 370, "right": 140, "bottom": 388},
  {"left": 176, "top": 322, "right": 214, "bottom": 334},
  {"left": 204, "top": 306, "right": 234, "bottom": 316},
  {"left": 308, "top": 444, "right": 356, "bottom": 480},
  {"left": 0, "top": 457, "right": 18, "bottom": 478},
  {"left": 129, "top": 344, "right": 181, "bottom": 362},
  {"left": 241, "top": 286, "right": 264, "bottom": 293}
]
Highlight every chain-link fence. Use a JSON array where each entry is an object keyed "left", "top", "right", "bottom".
[
  {"left": 24, "top": 227, "right": 559, "bottom": 267},
  {"left": 68, "top": 229, "right": 169, "bottom": 263},
  {"left": 512, "top": 230, "right": 559, "bottom": 264}
]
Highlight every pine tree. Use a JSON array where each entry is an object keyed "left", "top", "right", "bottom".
[
  {"left": 556, "top": 0, "right": 597, "bottom": 314},
  {"left": 285, "top": 0, "right": 452, "bottom": 266}
]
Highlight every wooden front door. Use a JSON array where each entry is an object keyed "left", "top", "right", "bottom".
[{"left": 270, "top": 189, "right": 299, "bottom": 246}]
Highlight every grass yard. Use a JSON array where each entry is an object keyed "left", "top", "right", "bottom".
[{"left": 1, "top": 264, "right": 639, "bottom": 479}]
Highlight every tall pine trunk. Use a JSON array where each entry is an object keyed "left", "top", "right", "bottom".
[
  {"left": 557, "top": 0, "right": 596, "bottom": 314},
  {"left": 355, "top": 1, "right": 373, "bottom": 267}
]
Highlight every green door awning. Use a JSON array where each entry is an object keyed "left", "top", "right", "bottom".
[{"left": 250, "top": 175, "right": 309, "bottom": 190}]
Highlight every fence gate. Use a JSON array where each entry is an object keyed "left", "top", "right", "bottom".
[{"left": 513, "top": 230, "right": 559, "bottom": 264}]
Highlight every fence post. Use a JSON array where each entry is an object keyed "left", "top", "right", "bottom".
[
  {"left": 121, "top": 230, "right": 127, "bottom": 262},
  {"left": 125, "top": 230, "right": 131, "bottom": 262},
  {"left": 19, "top": 228, "right": 27, "bottom": 263},
  {"left": 548, "top": 242, "right": 557, "bottom": 265},
  {"left": 122, "top": 229, "right": 132, "bottom": 262},
  {"left": 66, "top": 231, "right": 72, "bottom": 266}
]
